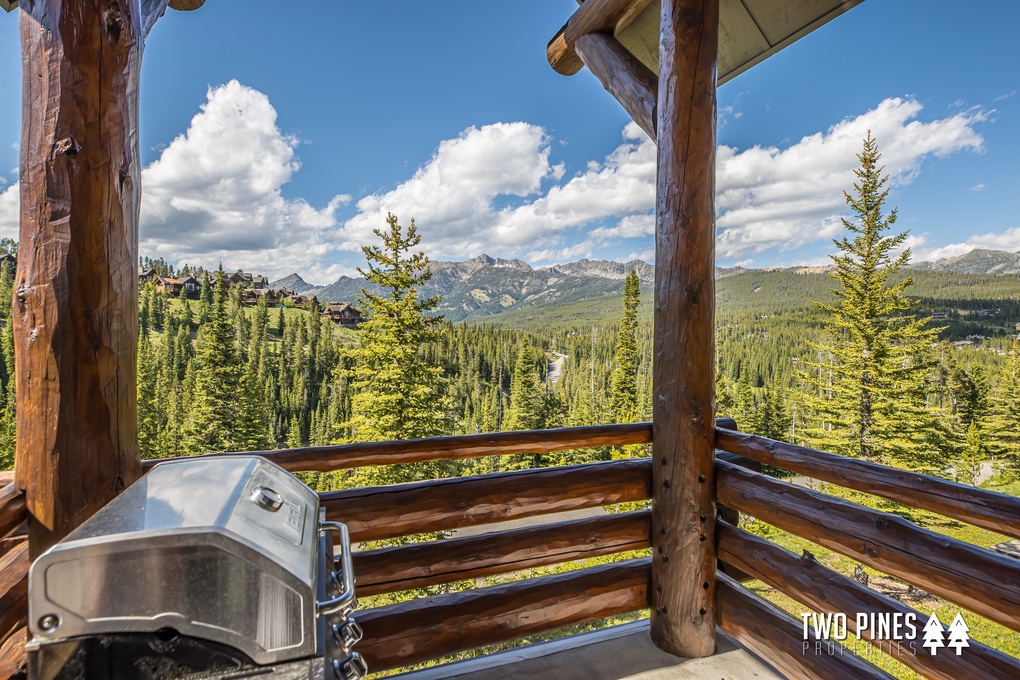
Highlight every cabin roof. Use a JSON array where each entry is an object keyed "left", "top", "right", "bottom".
[{"left": 552, "top": 0, "right": 865, "bottom": 86}]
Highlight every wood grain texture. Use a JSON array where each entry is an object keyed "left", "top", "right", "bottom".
[
  {"left": 717, "top": 521, "right": 1020, "bottom": 680},
  {"left": 353, "top": 510, "right": 650, "bottom": 596},
  {"left": 548, "top": 0, "right": 652, "bottom": 75},
  {"left": 716, "top": 427, "right": 1020, "bottom": 540},
  {"left": 16, "top": 0, "right": 147, "bottom": 557},
  {"left": 0, "top": 626, "right": 26, "bottom": 680},
  {"left": 717, "top": 460, "right": 1020, "bottom": 632},
  {"left": 321, "top": 458, "right": 652, "bottom": 542},
  {"left": 0, "top": 542, "right": 28, "bottom": 646},
  {"left": 356, "top": 558, "right": 651, "bottom": 673},
  {"left": 650, "top": 0, "right": 719, "bottom": 658},
  {"left": 575, "top": 32, "right": 658, "bottom": 141},
  {"left": 0, "top": 485, "right": 26, "bottom": 542},
  {"left": 142, "top": 422, "right": 654, "bottom": 473},
  {"left": 717, "top": 573, "right": 895, "bottom": 680}
]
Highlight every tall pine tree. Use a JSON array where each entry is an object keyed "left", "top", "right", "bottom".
[
  {"left": 344, "top": 214, "right": 451, "bottom": 447},
  {"left": 184, "top": 267, "right": 244, "bottom": 454},
  {"left": 608, "top": 270, "right": 640, "bottom": 423},
  {"left": 799, "top": 133, "right": 946, "bottom": 471}
]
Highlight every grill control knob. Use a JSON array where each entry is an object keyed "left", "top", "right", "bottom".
[
  {"left": 333, "top": 652, "right": 368, "bottom": 680},
  {"left": 332, "top": 619, "right": 364, "bottom": 655},
  {"left": 251, "top": 485, "right": 283, "bottom": 511}
]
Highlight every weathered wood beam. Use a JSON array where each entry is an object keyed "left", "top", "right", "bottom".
[
  {"left": 0, "top": 484, "right": 25, "bottom": 541},
  {"left": 575, "top": 32, "right": 657, "bottom": 141},
  {"left": 716, "top": 428, "right": 1020, "bottom": 540},
  {"left": 321, "top": 458, "right": 652, "bottom": 542},
  {"left": 717, "top": 521, "right": 1020, "bottom": 680},
  {"left": 717, "top": 460, "right": 1020, "bottom": 632},
  {"left": 356, "top": 557, "right": 651, "bottom": 673},
  {"left": 143, "top": 421, "right": 654, "bottom": 473},
  {"left": 650, "top": 0, "right": 718, "bottom": 658},
  {"left": 716, "top": 573, "right": 895, "bottom": 680},
  {"left": 354, "top": 510, "right": 650, "bottom": 596},
  {"left": 16, "top": 0, "right": 148, "bottom": 557},
  {"left": 548, "top": 0, "right": 652, "bottom": 76},
  {"left": 0, "top": 627, "right": 27, "bottom": 680},
  {"left": 0, "top": 542, "right": 28, "bottom": 643}
]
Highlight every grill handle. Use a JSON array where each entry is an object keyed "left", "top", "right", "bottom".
[{"left": 317, "top": 521, "right": 357, "bottom": 618}]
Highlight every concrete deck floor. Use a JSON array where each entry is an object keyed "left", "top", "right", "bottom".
[{"left": 393, "top": 620, "right": 782, "bottom": 680}]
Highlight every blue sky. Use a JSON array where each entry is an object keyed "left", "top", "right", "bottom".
[{"left": 1, "top": 0, "right": 1019, "bottom": 283}]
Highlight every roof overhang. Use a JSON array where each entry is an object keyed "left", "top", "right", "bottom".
[{"left": 550, "top": 0, "right": 866, "bottom": 86}]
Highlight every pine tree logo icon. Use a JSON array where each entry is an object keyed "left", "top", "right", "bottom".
[
  {"left": 947, "top": 613, "right": 970, "bottom": 655},
  {"left": 922, "top": 613, "right": 945, "bottom": 655}
]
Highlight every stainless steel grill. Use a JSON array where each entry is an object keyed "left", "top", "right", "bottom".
[{"left": 25, "top": 456, "right": 366, "bottom": 680}]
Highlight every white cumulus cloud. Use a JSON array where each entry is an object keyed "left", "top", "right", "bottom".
[
  {"left": 140, "top": 80, "right": 350, "bottom": 280},
  {"left": 715, "top": 97, "right": 988, "bottom": 258},
  {"left": 914, "top": 227, "right": 1020, "bottom": 262},
  {"left": 336, "top": 122, "right": 655, "bottom": 262},
  {"left": 0, "top": 183, "right": 17, "bottom": 241}
]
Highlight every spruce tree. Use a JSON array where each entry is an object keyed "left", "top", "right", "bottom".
[
  {"left": 608, "top": 270, "right": 640, "bottom": 423},
  {"left": 989, "top": 338, "right": 1020, "bottom": 478},
  {"left": 344, "top": 213, "right": 451, "bottom": 448},
  {"left": 184, "top": 267, "right": 244, "bottom": 454},
  {"left": 505, "top": 345, "right": 543, "bottom": 432},
  {"left": 799, "top": 133, "right": 946, "bottom": 471}
]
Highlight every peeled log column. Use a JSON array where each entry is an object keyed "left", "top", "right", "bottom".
[
  {"left": 15, "top": 0, "right": 146, "bottom": 556},
  {"left": 651, "top": 0, "right": 719, "bottom": 658}
]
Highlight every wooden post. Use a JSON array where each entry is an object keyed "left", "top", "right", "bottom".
[
  {"left": 13, "top": 0, "right": 162, "bottom": 556},
  {"left": 650, "top": 0, "right": 719, "bottom": 658}
]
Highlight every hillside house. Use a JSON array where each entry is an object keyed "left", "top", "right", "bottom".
[
  {"left": 322, "top": 302, "right": 363, "bottom": 326},
  {"left": 179, "top": 275, "right": 201, "bottom": 299},
  {"left": 244, "top": 287, "right": 277, "bottom": 306},
  {"left": 289, "top": 293, "right": 318, "bottom": 309},
  {"left": 138, "top": 266, "right": 157, "bottom": 283},
  {"left": 227, "top": 270, "right": 253, "bottom": 287},
  {"left": 154, "top": 276, "right": 183, "bottom": 297}
]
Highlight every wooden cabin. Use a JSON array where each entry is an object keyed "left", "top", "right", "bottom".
[
  {"left": 154, "top": 275, "right": 184, "bottom": 298},
  {"left": 1, "top": 1, "right": 1019, "bottom": 678},
  {"left": 244, "top": 287, "right": 278, "bottom": 306},
  {"left": 289, "top": 293, "right": 318, "bottom": 309},
  {"left": 179, "top": 275, "right": 201, "bottom": 299},
  {"left": 322, "top": 302, "right": 363, "bottom": 327}
]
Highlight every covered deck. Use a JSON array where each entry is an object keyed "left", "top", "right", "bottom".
[{"left": 2, "top": 0, "right": 1020, "bottom": 679}]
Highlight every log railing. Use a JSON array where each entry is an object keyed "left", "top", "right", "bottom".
[
  {"left": 4, "top": 422, "right": 1020, "bottom": 678},
  {"left": 714, "top": 429, "right": 1020, "bottom": 680},
  {"left": 0, "top": 484, "right": 28, "bottom": 679}
]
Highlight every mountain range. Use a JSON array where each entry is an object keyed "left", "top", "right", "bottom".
[{"left": 271, "top": 249, "right": 1020, "bottom": 324}]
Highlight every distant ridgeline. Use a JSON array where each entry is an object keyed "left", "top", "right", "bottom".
[{"left": 0, "top": 250, "right": 1016, "bottom": 476}]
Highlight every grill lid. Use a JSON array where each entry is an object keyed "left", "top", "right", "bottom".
[{"left": 28, "top": 456, "right": 320, "bottom": 665}]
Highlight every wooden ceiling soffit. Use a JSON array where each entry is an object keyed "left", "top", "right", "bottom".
[
  {"left": 551, "top": 0, "right": 865, "bottom": 86},
  {"left": 1, "top": 0, "right": 17, "bottom": 13}
]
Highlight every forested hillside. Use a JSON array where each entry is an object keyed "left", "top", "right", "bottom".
[{"left": 0, "top": 247, "right": 1018, "bottom": 485}]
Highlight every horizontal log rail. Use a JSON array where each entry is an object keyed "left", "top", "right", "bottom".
[
  {"left": 0, "top": 484, "right": 26, "bottom": 540},
  {"left": 0, "top": 542, "right": 28, "bottom": 644},
  {"left": 717, "top": 460, "right": 1020, "bottom": 632},
  {"left": 717, "top": 520, "right": 1020, "bottom": 680},
  {"left": 716, "top": 573, "right": 894, "bottom": 680},
  {"left": 0, "top": 627, "right": 26, "bottom": 680},
  {"left": 322, "top": 458, "right": 652, "bottom": 542},
  {"left": 142, "top": 421, "right": 654, "bottom": 473},
  {"left": 356, "top": 557, "right": 651, "bottom": 673},
  {"left": 354, "top": 510, "right": 650, "bottom": 596},
  {"left": 717, "top": 428, "right": 1020, "bottom": 540}
]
